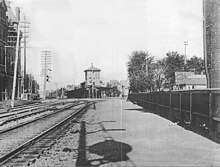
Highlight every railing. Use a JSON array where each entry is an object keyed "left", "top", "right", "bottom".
[{"left": 128, "top": 89, "right": 220, "bottom": 142}]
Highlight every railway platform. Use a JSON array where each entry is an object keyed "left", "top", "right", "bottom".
[{"left": 83, "top": 98, "right": 220, "bottom": 166}]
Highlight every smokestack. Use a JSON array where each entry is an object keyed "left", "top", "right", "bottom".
[{"left": 15, "top": 7, "right": 20, "bottom": 22}]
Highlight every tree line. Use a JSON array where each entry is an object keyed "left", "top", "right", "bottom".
[{"left": 127, "top": 51, "right": 204, "bottom": 93}]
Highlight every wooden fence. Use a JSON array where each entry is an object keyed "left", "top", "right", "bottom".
[{"left": 128, "top": 89, "right": 220, "bottom": 142}]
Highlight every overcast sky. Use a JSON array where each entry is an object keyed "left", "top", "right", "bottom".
[{"left": 11, "top": 0, "right": 203, "bottom": 88}]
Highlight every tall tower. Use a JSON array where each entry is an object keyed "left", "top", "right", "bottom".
[
  {"left": 204, "top": 0, "right": 220, "bottom": 88},
  {"left": 84, "top": 63, "right": 101, "bottom": 87},
  {"left": 84, "top": 63, "right": 101, "bottom": 98}
]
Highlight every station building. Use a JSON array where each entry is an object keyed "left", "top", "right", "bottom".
[{"left": 84, "top": 63, "right": 102, "bottom": 98}]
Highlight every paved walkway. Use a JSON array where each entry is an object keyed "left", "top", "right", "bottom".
[{"left": 85, "top": 98, "right": 220, "bottom": 166}]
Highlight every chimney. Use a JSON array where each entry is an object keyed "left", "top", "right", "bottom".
[{"left": 16, "top": 7, "right": 20, "bottom": 22}]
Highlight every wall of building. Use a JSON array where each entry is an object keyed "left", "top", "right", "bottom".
[
  {"left": 0, "top": 0, "right": 8, "bottom": 100},
  {"left": 85, "top": 71, "right": 101, "bottom": 87},
  {"left": 0, "top": 1, "right": 21, "bottom": 101},
  {"left": 205, "top": 0, "right": 220, "bottom": 88}
]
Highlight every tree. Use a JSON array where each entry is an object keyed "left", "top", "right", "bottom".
[
  {"left": 24, "top": 74, "right": 39, "bottom": 94},
  {"left": 152, "top": 60, "right": 166, "bottom": 91},
  {"left": 186, "top": 56, "right": 205, "bottom": 74},
  {"left": 127, "top": 51, "right": 154, "bottom": 93},
  {"left": 163, "top": 51, "right": 185, "bottom": 90}
]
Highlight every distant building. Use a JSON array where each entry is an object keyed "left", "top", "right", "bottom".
[
  {"left": 84, "top": 63, "right": 101, "bottom": 87},
  {"left": 106, "top": 79, "right": 129, "bottom": 97},
  {"left": 175, "top": 72, "right": 207, "bottom": 90},
  {"left": 0, "top": 0, "right": 8, "bottom": 100},
  {"left": 84, "top": 63, "right": 102, "bottom": 98},
  {"left": 109, "top": 80, "right": 120, "bottom": 87},
  {"left": 0, "top": 0, "right": 21, "bottom": 100}
]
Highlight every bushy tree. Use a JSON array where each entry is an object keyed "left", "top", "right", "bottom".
[
  {"left": 127, "top": 51, "right": 154, "bottom": 93},
  {"left": 127, "top": 50, "right": 205, "bottom": 92},
  {"left": 152, "top": 60, "right": 166, "bottom": 91},
  {"left": 162, "top": 51, "right": 185, "bottom": 90},
  {"left": 186, "top": 56, "right": 205, "bottom": 74}
]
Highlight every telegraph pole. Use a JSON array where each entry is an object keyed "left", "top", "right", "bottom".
[
  {"left": 41, "top": 51, "right": 51, "bottom": 100},
  {"left": 11, "top": 23, "right": 21, "bottom": 108},
  {"left": 184, "top": 41, "right": 188, "bottom": 65},
  {"left": 91, "top": 63, "right": 94, "bottom": 98},
  {"left": 21, "top": 16, "right": 30, "bottom": 93},
  {"left": 55, "top": 82, "right": 58, "bottom": 98}
]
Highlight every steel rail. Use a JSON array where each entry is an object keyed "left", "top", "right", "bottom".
[
  {"left": 0, "top": 100, "right": 92, "bottom": 165},
  {"left": 0, "top": 103, "right": 43, "bottom": 115},
  {"left": 0, "top": 107, "right": 52, "bottom": 126},
  {"left": 0, "top": 101, "right": 81, "bottom": 135},
  {"left": 0, "top": 104, "right": 48, "bottom": 119},
  {"left": 0, "top": 100, "right": 61, "bottom": 115},
  {"left": 0, "top": 100, "right": 73, "bottom": 120}
]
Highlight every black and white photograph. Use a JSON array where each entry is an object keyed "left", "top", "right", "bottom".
[{"left": 0, "top": 0, "right": 220, "bottom": 166}]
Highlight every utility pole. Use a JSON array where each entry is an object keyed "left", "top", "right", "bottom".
[
  {"left": 91, "top": 63, "right": 94, "bottom": 98},
  {"left": 20, "top": 16, "right": 30, "bottom": 94},
  {"left": 184, "top": 41, "right": 188, "bottom": 65},
  {"left": 61, "top": 85, "right": 64, "bottom": 98},
  {"left": 11, "top": 23, "right": 21, "bottom": 108},
  {"left": 41, "top": 51, "right": 51, "bottom": 100},
  {"left": 55, "top": 82, "right": 58, "bottom": 98}
]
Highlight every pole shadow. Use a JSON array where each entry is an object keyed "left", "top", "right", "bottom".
[
  {"left": 76, "top": 121, "right": 132, "bottom": 167},
  {"left": 124, "top": 108, "right": 146, "bottom": 112}
]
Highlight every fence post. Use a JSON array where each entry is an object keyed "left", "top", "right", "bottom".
[
  {"left": 190, "top": 92, "right": 193, "bottom": 125},
  {"left": 209, "top": 93, "right": 213, "bottom": 137},
  {"left": 163, "top": 92, "right": 165, "bottom": 117},
  {"left": 180, "top": 93, "right": 182, "bottom": 123},
  {"left": 157, "top": 93, "right": 159, "bottom": 114},
  {"left": 170, "top": 93, "right": 172, "bottom": 120},
  {"left": 147, "top": 93, "right": 149, "bottom": 111}
]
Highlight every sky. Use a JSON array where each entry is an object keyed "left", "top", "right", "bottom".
[{"left": 10, "top": 0, "right": 204, "bottom": 89}]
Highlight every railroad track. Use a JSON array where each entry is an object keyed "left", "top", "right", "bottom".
[
  {"left": 0, "top": 100, "right": 73, "bottom": 128},
  {"left": 0, "top": 100, "right": 91, "bottom": 166},
  {"left": 0, "top": 100, "right": 61, "bottom": 117},
  {"left": 0, "top": 100, "right": 81, "bottom": 135},
  {"left": 0, "top": 102, "right": 43, "bottom": 115}
]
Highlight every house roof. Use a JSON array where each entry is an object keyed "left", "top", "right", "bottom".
[
  {"left": 120, "top": 80, "right": 129, "bottom": 86},
  {"left": 175, "top": 72, "right": 207, "bottom": 85},
  {"left": 84, "top": 63, "right": 101, "bottom": 72}
]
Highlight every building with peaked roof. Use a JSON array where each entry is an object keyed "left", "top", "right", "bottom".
[
  {"left": 84, "top": 63, "right": 101, "bottom": 98},
  {"left": 175, "top": 72, "right": 207, "bottom": 90},
  {"left": 84, "top": 63, "right": 101, "bottom": 88}
]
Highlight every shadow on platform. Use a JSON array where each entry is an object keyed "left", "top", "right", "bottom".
[
  {"left": 76, "top": 121, "right": 132, "bottom": 167},
  {"left": 124, "top": 108, "right": 147, "bottom": 112},
  {"left": 87, "top": 139, "right": 132, "bottom": 166}
]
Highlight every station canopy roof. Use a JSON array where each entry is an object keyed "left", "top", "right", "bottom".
[{"left": 84, "top": 63, "right": 101, "bottom": 72}]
